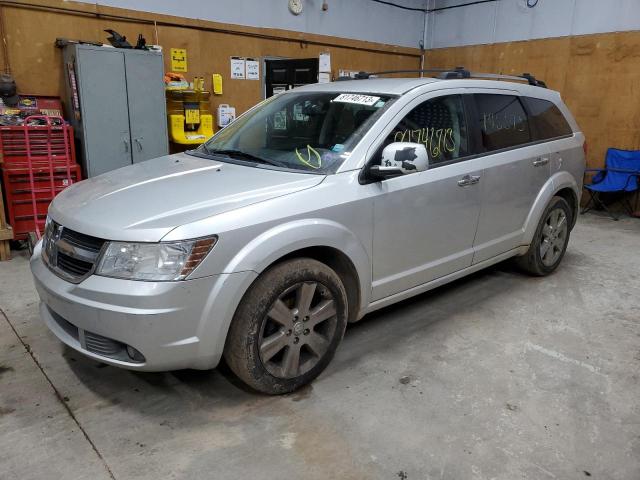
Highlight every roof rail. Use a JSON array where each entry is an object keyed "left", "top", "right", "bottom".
[
  {"left": 336, "top": 67, "right": 470, "bottom": 80},
  {"left": 339, "top": 67, "right": 547, "bottom": 88},
  {"left": 465, "top": 72, "right": 547, "bottom": 88}
]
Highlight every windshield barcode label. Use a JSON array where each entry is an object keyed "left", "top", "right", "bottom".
[{"left": 333, "top": 94, "right": 381, "bottom": 106}]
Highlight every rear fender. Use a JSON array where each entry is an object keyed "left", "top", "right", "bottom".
[{"left": 522, "top": 171, "right": 579, "bottom": 245}]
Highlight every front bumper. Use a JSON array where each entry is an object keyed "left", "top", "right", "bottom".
[{"left": 30, "top": 242, "right": 257, "bottom": 371}]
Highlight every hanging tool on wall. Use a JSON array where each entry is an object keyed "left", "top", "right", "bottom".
[{"left": 0, "top": 73, "right": 18, "bottom": 107}]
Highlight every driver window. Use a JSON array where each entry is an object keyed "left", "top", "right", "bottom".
[{"left": 377, "top": 95, "right": 470, "bottom": 167}]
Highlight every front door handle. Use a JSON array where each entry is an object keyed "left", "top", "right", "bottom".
[
  {"left": 533, "top": 157, "right": 550, "bottom": 167},
  {"left": 457, "top": 175, "right": 481, "bottom": 187}
]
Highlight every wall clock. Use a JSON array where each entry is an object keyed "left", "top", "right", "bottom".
[{"left": 289, "top": 0, "right": 303, "bottom": 15}]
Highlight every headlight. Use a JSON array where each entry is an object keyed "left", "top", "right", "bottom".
[{"left": 96, "top": 237, "right": 217, "bottom": 281}]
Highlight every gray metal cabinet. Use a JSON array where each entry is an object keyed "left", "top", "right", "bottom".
[
  {"left": 62, "top": 44, "right": 168, "bottom": 177},
  {"left": 124, "top": 49, "right": 168, "bottom": 164}
]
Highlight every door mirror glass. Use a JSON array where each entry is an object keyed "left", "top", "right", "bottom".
[{"left": 371, "top": 142, "right": 429, "bottom": 178}]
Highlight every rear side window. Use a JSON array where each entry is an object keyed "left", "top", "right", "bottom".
[
  {"left": 524, "top": 97, "right": 573, "bottom": 140},
  {"left": 474, "top": 94, "right": 531, "bottom": 151}
]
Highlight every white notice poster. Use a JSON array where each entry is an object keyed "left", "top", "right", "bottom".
[
  {"left": 230, "top": 57, "right": 245, "bottom": 79},
  {"left": 319, "top": 53, "right": 331, "bottom": 73},
  {"left": 318, "top": 72, "right": 331, "bottom": 84},
  {"left": 245, "top": 58, "right": 260, "bottom": 80}
]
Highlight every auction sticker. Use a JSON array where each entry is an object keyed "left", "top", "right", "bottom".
[{"left": 333, "top": 94, "right": 381, "bottom": 106}]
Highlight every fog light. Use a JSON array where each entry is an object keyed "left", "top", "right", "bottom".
[{"left": 126, "top": 345, "right": 145, "bottom": 363}]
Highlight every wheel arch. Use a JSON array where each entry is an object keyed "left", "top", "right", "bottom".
[
  {"left": 222, "top": 219, "right": 371, "bottom": 321},
  {"left": 523, "top": 172, "right": 580, "bottom": 245},
  {"left": 554, "top": 186, "right": 579, "bottom": 229}
]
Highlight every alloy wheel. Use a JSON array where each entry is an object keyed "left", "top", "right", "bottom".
[
  {"left": 258, "top": 281, "right": 338, "bottom": 379},
  {"left": 540, "top": 207, "right": 568, "bottom": 267}
]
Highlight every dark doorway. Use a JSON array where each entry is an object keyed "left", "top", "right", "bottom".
[{"left": 265, "top": 58, "right": 319, "bottom": 98}]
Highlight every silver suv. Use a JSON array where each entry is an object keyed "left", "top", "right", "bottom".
[{"left": 31, "top": 73, "right": 585, "bottom": 394}]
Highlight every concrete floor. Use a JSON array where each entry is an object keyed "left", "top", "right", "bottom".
[{"left": 1, "top": 212, "right": 639, "bottom": 480}]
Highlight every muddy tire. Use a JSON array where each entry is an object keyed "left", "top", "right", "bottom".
[
  {"left": 224, "top": 258, "right": 348, "bottom": 395},
  {"left": 516, "top": 196, "right": 572, "bottom": 276}
]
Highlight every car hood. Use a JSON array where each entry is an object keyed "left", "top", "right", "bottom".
[{"left": 50, "top": 153, "right": 325, "bottom": 241}]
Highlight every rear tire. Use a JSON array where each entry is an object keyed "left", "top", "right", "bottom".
[
  {"left": 516, "top": 196, "right": 572, "bottom": 276},
  {"left": 224, "top": 258, "right": 348, "bottom": 395}
]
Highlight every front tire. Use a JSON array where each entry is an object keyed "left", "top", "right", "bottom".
[
  {"left": 516, "top": 196, "right": 572, "bottom": 276},
  {"left": 224, "top": 258, "right": 348, "bottom": 394}
]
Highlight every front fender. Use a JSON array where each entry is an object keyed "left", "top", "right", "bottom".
[
  {"left": 522, "top": 171, "right": 580, "bottom": 245},
  {"left": 222, "top": 218, "right": 372, "bottom": 312}
]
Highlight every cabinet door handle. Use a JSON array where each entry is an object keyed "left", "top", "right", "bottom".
[
  {"left": 135, "top": 138, "right": 143, "bottom": 152},
  {"left": 533, "top": 157, "right": 549, "bottom": 167},
  {"left": 123, "top": 139, "right": 129, "bottom": 152}
]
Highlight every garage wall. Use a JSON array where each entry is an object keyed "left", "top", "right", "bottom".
[
  {"left": 0, "top": 0, "right": 422, "bottom": 117},
  {"left": 427, "top": 0, "right": 640, "bottom": 49},
  {"left": 74, "top": 0, "right": 428, "bottom": 49},
  {"left": 424, "top": 0, "right": 640, "bottom": 174},
  {"left": 425, "top": 31, "right": 640, "bottom": 172}
]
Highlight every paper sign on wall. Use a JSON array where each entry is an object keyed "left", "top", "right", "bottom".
[
  {"left": 230, "top": 57, "right": 246, "bottom": 79},
  {"left": 319, "top": 53, "right": 331, "bottom": 73},
  {"left": 170, "top": 48, "right": 188, "bottom": 72},
  {"left": 318, "top": 72, "right": 331, "bottom": 84},
  {"left": 245, "top": 58, "right": 260, "bottom": 80}
]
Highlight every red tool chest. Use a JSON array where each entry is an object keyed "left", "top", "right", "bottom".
[
  {"left": 0, "top": 122, "right": 76, "bottom": 167},
  {"left": 1, "top": 164, "right": 82, "bottom": 239},
  {"left": 0, "top": 113, "right": 80, "bottom": 240}
]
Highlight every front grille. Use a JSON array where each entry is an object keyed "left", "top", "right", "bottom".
[
  {"left": 44, "top": 222, "right": 106, "bottom": 282},
  {"left": 48, "top": 306, "right": 79, "bottom": 341},
  {"left": 57, "top": 252, "right": 94, "bottom": 276},
  {"left": 60, "top": 228, "right": 105, "bottom": 252}
]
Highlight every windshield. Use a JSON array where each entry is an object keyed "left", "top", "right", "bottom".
[{"left": 197, "top": 91, "right": 394, "bottom": 174}]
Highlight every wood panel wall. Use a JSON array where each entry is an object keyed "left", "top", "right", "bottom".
[
  {"left": 0, "top": 0, "right": 421, "bottom": 116},
  {"left": 425, "top": 31, "right": 640, "bottom": 171},
  {"left": 6, "top": 3, "right": 636, "bottom": 176}
]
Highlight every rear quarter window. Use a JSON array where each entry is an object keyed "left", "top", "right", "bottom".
[
  {"left": 523, "top": 97, "right": 573, "bottom": 140},
  {"left": 473, "top": 94, "right": 532, "bottom": 152}
]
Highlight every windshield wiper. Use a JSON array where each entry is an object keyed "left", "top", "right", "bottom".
[
  {"left": 199, "top": 143, "right": 214, "bottom": 156},
  {"left": 205, "top": 148, "right": 283, "bottom": 167}
]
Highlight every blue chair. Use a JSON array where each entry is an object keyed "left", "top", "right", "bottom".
[{"left": 582, "top": 148, "right": 640, "bottom": 220}]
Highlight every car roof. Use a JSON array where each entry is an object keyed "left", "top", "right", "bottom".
[
  {"left": 292, "top": 77, "right": 561, "bottom": 101},
  {"left": 293, "top": 78, "right": 441, "bottom": 96}
]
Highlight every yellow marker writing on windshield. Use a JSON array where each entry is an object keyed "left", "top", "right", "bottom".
[{"left": 295, "top": 145, "right": 322, "bottom": 169}]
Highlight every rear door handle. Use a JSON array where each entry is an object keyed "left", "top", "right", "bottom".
[
  {"left": 533, "top": 157, "right": 550, "bottom": 167},
  {"left": 457, "top": 174, "right": 481, "bottom": 187}
]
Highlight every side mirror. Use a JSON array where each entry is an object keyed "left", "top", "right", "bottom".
[{"left": 370, "top": 142, "right": 429, "bottom": 179}]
